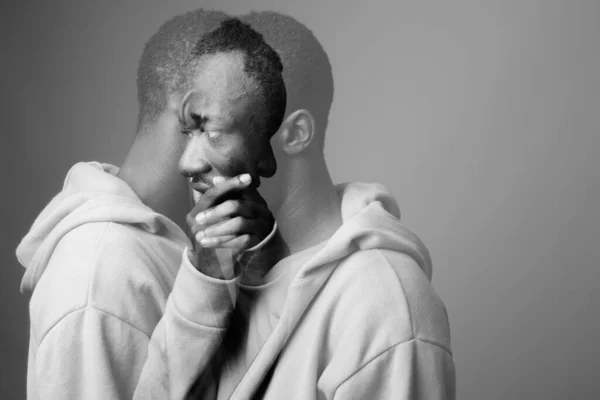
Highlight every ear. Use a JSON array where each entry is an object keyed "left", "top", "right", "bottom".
[
  {"left": 179, "top": 90, "right": 196, "bottom": 123},
  {"left": 275, "top": 109, "right": 316, "bottom": 155},
  {"left": 179, "top": 90, "right": 205, "bottom": 126}
]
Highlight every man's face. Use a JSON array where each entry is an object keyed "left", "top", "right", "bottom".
[{"left": 178, "top": 51, "right": 270, "bottom": 201}]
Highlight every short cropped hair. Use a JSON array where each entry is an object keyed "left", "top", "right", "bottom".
[
  {"left": 242, "top": 11, "right": 334, "bottom": 152},
  {"left": 136, "top": 9, "right": 227, "bottom": 132},
  {"left": 191, "top": 18, "right": 287, "bottom": 139}
]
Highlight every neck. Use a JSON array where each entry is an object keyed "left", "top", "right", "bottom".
[
  {"left": 274, "top": 155, "right": 342, "bottom": 254},
  {"left": 117, "top": 129, "right": 190, "bottom": 232}
]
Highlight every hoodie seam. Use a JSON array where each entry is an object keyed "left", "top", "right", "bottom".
[
  {"left": 34, "top": 222, "right": 107, "bottom": 345},
  {"left": 39, "top": 221, "right": 155, "bottom": 342},
  {"left": 37, "top": 306, "right": 151, "bottom": 352},
  {"left": 90, "top": 306, "right": 152, "bottom": 338},
  {"left": 332, "top": 338, "right": 452, "bottom": 396},
  {"left": 378, "top": 250, "right": 451, "bottom": 354},
  {"left": 378, "top": 250, "right": 416, "bottom": 340},
  {"left": 86, "top": 222, "right": 111, "bottom": 309},
  {"left": 85, "top": 221, "right": 159, "bottom": 337}
]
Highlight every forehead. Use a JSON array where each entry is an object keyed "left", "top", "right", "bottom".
[{"left": 189, "top": 51, "right": 261, "bottom": 120}]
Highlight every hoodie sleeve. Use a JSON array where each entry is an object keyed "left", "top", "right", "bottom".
[
  {"left": 133, "top": 250, "right": 238, "bottom": 399},
  {"left": 332, "top": 339, "right": 456, "bottom": 400},
  {"left": 33, "top": 249, "right": 237, "bottom": 400}
]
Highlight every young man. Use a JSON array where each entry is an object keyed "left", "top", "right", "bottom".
[
  {"left": 181, "top": 13, "right": 456, "bottom": 399},
  {"left": 16, "top": 10, "right": 285, "bottom": 400}
]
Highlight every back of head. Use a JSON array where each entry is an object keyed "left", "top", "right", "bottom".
[
  {"left": 241, "top": 11, "right": 335, "bottom": 153},
  {"left": 136, "top": 9, "right": 227, "bottom": 133}
]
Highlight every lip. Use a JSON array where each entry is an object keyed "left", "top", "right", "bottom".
[
  {"left": 188, "top": 176, "right": 213, "bottom": 193},
  {"left": 191, "top": 182, "right": 212, "bottom": 194}
]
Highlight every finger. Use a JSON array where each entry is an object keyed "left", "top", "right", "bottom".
[
  {"left": 186, "top": 212, "right": 207, "bottom": 237},
  {"left": 200, "top": 234, "right": 253, "bottom": 250},
  {"left": 188, "top": 174, "right": 253, "bottom": 217},
  {"left": 194, "top": 199, "right": 270, "bottom": 227},
  {"left": 212, "top": 176, "right": 226, "bottom": 185},
  {"left": 210, "top": 174, "right": 253, "bottom": 204},
  {"left": 196, "top": 216, "right": 269, "bottom": 241},
  {"left": 186, "top": 213, "right": 198, "bottom": 231},
  {"left": 188, "top": 221, "right": 204, "bottom": 236},
  {"left": 197, "top": 235, "right": 238, "bottom": 247}
]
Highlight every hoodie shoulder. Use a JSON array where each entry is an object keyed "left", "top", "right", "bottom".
[
  {"left": 323, "top": 248, "right": 451, "bottom": 354},
  {"left": 29, "top": 221, "right": 184, "bottom": 343},
  {"left": 291, "top": 248, "right": 452, "bottom": 393}
]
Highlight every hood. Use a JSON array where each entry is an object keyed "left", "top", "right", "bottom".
[
  {"left": 320, "top": 181, "right": 431, "bottom": 280},
  {"left": 16, "top": 162, "right": 189, "bottom": 294}
]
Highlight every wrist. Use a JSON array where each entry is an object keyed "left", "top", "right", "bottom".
[{"left": 187, "top": 247, "right": 227, "bottom": 280}]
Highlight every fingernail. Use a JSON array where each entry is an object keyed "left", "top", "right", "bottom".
[
  {"left": 195, "top": 213, "right": 205, "bottom": 225},
  {"left": 200, "top": 238, "right": 214, "bottom": 246},
  {"left": 240, "top": 174, "right": 252, "bottom": 183},
  {"left": 195, "top": 231, "right": 205, "bottom": 240},
  {"left": 212, "top": 176, "right": 225, "bottom": 185}
]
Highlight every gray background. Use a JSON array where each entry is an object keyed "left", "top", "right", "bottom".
[{"left": 2, "top": 0, "right": 599, "bottom": 399}]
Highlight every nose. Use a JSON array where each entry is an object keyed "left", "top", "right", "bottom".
[{"left": 178, "top": 136, "right": 211, "bottom": 179}]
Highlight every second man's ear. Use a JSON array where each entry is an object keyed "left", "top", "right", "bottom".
[
  {"left": 179, "top": 90, "right": 202, "bottom": 127},
  {"left": 276, "top": 109, "right": 316, "bottom": 155}
]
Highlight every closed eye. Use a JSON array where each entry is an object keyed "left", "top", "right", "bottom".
[{"left": 206, "top": 130, "right": 221, "bottom": 139}]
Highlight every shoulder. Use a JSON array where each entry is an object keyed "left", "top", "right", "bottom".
[
  {"left": 307, "top": 249, "right": 452, "bottom": 390},
  {"left": 322, "top": 248, "right": 451, "bottom": 352},
  {"left": 48, "top": 220, "right": 178, "bottom": 286},
  {"left": 30, "top": 221, "right": 184, "bottom": 342}
]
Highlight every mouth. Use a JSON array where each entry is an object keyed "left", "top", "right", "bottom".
[
  {"left": 191, "top": 182, "right": 211, "bottom": 194},
  {"left": 189, "top": 177, "right": 212, "bottom": 195},
  {"left": 190, "top": 182, "right": 210, "bottom": 205}
]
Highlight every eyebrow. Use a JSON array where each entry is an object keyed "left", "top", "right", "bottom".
[{"left": 202, "top": 113, "right": 237, "bottom": 131}]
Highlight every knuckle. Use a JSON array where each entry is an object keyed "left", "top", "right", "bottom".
[
  {"left": 232, "top": 216, "right": 245, "bottom": 231},
  {"left": 223, "top": 178, "right": 240, "bottom": 192},
  {"left": 191, "top": 225, "right": 202, "bottom": 236},
  {"left": 225, "top": 199, "right": 241, "bottom": 214}
]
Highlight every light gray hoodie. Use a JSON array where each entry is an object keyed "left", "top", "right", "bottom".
[{"left": 17, "top": 162, "right": 454, "bottom": 399}]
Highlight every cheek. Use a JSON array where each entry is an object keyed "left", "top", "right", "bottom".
[{"left": 209, "top": 139, "right": 258, "bottom": 177}]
